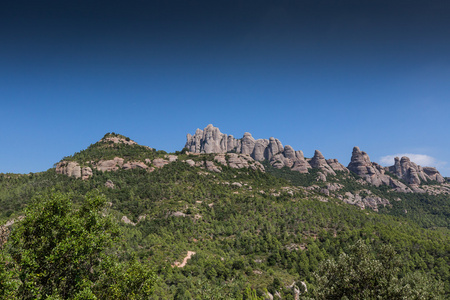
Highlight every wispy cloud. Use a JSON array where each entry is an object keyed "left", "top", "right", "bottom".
[{"left": 379, "top": 153, "right": 447, "bottom": 169}]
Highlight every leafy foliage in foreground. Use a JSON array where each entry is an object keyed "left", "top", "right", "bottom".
[
  {"left": 1, "top": 191, "right": 156, "bottom": 300},
  {"left": 310, "top": 240, "right": 444, "bottom": 299}
]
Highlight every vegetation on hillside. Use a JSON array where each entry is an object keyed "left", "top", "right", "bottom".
[{"left": 1, "top": 137, "right": 449, "bottom": 299}]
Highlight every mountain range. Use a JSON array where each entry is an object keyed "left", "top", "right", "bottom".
[{"left": 1, "top": 125, "right": 449, "bottom": 299}]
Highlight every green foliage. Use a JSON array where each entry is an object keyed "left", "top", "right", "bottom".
[
  {"left": 3, "top": 190, "right": 156, "bottom": 299},
  {"left": 1, "top": 144, "right": 449, "bottom": 298},
  {"left": 0, "top": 249, "right": 19, "bottom": 299},
  {"left": 61, "top": 134, "right": 164, "bottom": 165},
  {"left": 8, "top": 191, "right": 119, "bottom": 299},
  {"left": 309, "top": 240, "right": 445, "bottom": 299},
  {"left": 263, "top": 162, "right": 321, "bottom": 187}
]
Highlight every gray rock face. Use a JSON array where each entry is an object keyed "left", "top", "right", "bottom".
[
  {"left": 327, "top": 159, "right": 349, "bottom": 173},
  {"left": 388, "top": 156, "right": 445, "bottom": 184},
  {"left": 240, "top": 132, "right": 256, "bottom": 155},
  {"left": 186, "top": 124, "right": 238, "bottom": 154},
  {"left": 185, "top": 125, "right": 342, "bottom": 176},
  {"left": 291, "top": 151, "right": 311, "bottom": 173},
  {"left": 185, "top": 126, "right": 446, "bottom": 194},
  {"left": 423, "top": 167, "right": 445, "bottom": 183},
  {"left": 252, "top": 139, "right": 270, "bottom": 161},
  {"left": 152, "top": 158, "right": 170, "bottom": 168},
  {"left": 81, "top": 167, "right": 92, "bottom": 180},
  {"left": 215, "top": 153, "right": 265, "bottom": 172},
  {"left": 205, "top": 161, "right": 222, "bottom": 173},
  {"left": 96, "top": 157, "right": 124, "bottom": 172},
  {"left": 56, "top": 161, "right": 82, "bottom": 178},
  {"left": 348, "top": 147, "right": 412, "bottom": 192},
  {"left": 340, "top": 190, "right": 390, "bottom": 211},
  {"left": 56, "top": 161, "right": 92, "bottom": 180},
  {"left": 308, "top": 150, "right": 336, "bottom": 176}
]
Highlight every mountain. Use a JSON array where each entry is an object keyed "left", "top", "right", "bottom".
[
  {"left": 1, "top": 128, "right": 449, "bottom": 298},
  {"left": 186, "top": 124, "right": 446, "bottom": 191}
]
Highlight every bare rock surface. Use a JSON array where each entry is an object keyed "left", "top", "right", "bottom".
[
  {"left": 121, "top": 216, "right": 137, "bottom": 226},
  {"left": 308, "top": 150, "right": 336, "bottom": 176},
  {"left": 81, "top": 167, "right": 92, "bottom": 180},
  {"left": 205, "top": 161, "right": 222, "bottom": 173},
  {"left": 105, "top": 180, "right": 115, "bottom": 189},
  {"left": 102, "top": 136, "right": 137, "bottom": 145},
  {"left": 388, "top": 156, "right": 445, "bottom": 184},
  {"left": 56, "top": 161, "right": 82, "bottom": 178},
  {"left": 339, "top": 190, "right": 390, "bottom": 211},
  {"left": 347, "top": 147, "right": 411, "bottom": 192},
  {"left": 96, "top": 157, "right": 124, "bottom": 172},
  {"left": 213, "top": 153, "right": 265, "bottom": 172},
  {"left": 185, "top": 125, "right": 341, "bottom": 176},
  {"left": 152, "top": 158, "right": 170, "bottom": 168},
  {"left": 185, "top": 159, "right": 195, "bottom": 167}
]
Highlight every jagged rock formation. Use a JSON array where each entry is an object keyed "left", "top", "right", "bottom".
[
  {"left": 347, "top": 147, "right": 412, "bottom": 192},
  {"left": 185, "top": 125, "right": 345, "bottom": 179},
  {"left": 186, "top": 125, "right": 446, "bottom": 196},
  {"left": 388, "top": 157, "right": 445, "bottom": 184}
]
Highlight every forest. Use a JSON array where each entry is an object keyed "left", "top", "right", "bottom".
[{"left": 0, "top": 134, "right": 449, "bottom": 299}]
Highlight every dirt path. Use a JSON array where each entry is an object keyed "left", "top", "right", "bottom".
[{"left": 172, "top": 251, "right": 196, "bottom": 268}]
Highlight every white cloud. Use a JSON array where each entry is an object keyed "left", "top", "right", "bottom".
[{"left": 379, "top": 153, "right": 446, "bottom": 168}]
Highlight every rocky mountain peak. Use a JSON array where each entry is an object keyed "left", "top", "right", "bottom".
[
  {"left": 185, "top": 125, "right": 446, "bottom": 194},
  {"left": 388, "top": 155, "right": 444, "bottom": 184},
  {"left": 185, "top": 125, "right": 346, "bottom": 179}
]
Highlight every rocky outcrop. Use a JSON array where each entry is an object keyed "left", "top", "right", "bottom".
[
  {"left": 56, "top": 161, "right": 81, "bottom": 178},
  {"left": 57, "top": 153, "right": 179, "bottom": 179},
  {"left": 56, "top": 161, "right": 92, "bottom": 180},
  {"left": 214, "top": 153, "right": 265, "bottom": 172},
  {"left": 308, "top": 150, "right": 336, "bottom": 176},
  {"left": 205, "top": 161, "right": 222, "bottom": 173},
  {"left": 339, "top": 190, "right": 390, "bottom": 211},
  {"left": 423, "top": 167, "right": 445, "bottom": 182},
  {"left": 81, "top": 166, "right": 93, "bottom": 180},
  {"left": 152, "top": 158, "right": 170, "bottom": 168},
  {"left": 105, "top": 180, "right": 115, "bottom": 189},
  {"left": 327, "top": 159, "right": 349, "bottom": 173},
  {"left": 186, "top": 124, "right": 238, "bottom": 153},
  {"left": 347, "top": 147, "right": 411, "bottom": 192},
  {"left": 388, "top": 157, "right": 445, "bottom": 184},
  {"left": 122, "top": 161, "right": 148, "bottom": 170},
  {"left": 186, "top": 125, "right": 344, "bottom": 177},
  {"left": 102, "top": 136, "right": 137, "bottom": 146},
  {"left": 96, "top": 157, "right": 125, "bottom": 172}
]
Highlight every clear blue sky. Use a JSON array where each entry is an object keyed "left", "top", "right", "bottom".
[{"left": 1, "top": 0, "right": 449, "bottom": 176}]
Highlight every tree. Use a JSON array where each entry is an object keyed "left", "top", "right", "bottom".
[
  {"left": 5, "top": 190, "right": 156, "bottom": 299},
  {"left": 309, "top": 240, "right": 444, "bottom": 299}
]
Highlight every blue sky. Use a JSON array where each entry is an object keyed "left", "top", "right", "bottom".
[{"left": 1, "top": 0, "right": 449, "bottom": 176}]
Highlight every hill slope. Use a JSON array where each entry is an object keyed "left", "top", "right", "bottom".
[{"left": 1, "top": 131, "right": 449, "bottom": 298}]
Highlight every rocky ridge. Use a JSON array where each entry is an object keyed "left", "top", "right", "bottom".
[
  {"left": 186, "top": 125, "right": 445, "bottom": 193},
  {"left": 186, "top": 125, "right": 347, "bottom": 181}
]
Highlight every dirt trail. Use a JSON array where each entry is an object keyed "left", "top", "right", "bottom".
[{"left": 172, "top": 251, "right": 196, "bottom": 268}]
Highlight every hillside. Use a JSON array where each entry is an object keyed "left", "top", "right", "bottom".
[{"left": 1, "top": 129, "right": 449, "bottom": 299}]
